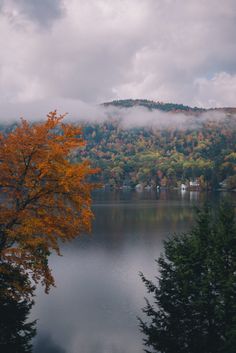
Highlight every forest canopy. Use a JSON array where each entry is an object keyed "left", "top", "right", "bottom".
[{"left": 80, "top": 114, "right": 236, "bottom": 190}]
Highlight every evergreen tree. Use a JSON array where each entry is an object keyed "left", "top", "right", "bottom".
[
  {"left": 0, "top": 264, "right": 36, "bottom": 353},
  {"left": 139, "top": 202, "right": 236, "bottom": 353}
]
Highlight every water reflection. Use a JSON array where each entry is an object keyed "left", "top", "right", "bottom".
[
  {"left": 32, "top": 191, "right": 235, "bottom": 353},
  {"left": 34, "top": 334, "right": 66, "bottom": 353}
]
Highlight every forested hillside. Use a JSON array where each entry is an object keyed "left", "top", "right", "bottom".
[
  {"left": 77, "top": 100, "right": 236, "bottom": 190},
  {"left": 1, "top": 100, "right": 236, "bottom": 190}
]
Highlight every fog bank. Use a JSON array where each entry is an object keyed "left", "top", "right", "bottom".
[{"left": 0, "top": 98, "right": 235, "bottom": 130}]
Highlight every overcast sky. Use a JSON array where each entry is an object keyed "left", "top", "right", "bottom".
[{"left": 0, "top": 0, "right": 236, "bottom": 120}]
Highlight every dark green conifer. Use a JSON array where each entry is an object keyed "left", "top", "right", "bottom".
[
  {"left": 0, "top": 264, "right": 36, "bottom": 353},
  {"left": 139, "top": 202, "right": 236, "bottom": 353}
]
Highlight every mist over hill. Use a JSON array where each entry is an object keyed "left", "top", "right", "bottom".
[
  {"left": 0, "top": 99, "right": 235, "bottom": 191},
  {"left": 104, "top": 99, "right": 206, "bottom": 113},
  {"left": 103, "top": 99, "right": 236, "bottom": 114},
  {"left": 74, "top": 100, "right": 236, "bottom": 191},
  {"left": 101, "top": 99, "right": 236, "bottom": 130}
]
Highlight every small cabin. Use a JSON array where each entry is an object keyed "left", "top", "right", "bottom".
[{"left": 189, "top": 180, "right": 200, "bottom": 190}]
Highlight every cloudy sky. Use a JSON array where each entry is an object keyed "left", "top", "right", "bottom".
[{"left": 0, "top": 0, "right": 236, "bottom": 120}]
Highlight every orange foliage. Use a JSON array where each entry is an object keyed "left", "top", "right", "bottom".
[{"left": 0, "top": 111, "right": 98, "bottom": 292}]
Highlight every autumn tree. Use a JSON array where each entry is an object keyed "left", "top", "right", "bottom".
[{"left": 0, "top": 111, "right": 98, "bottom": 292}]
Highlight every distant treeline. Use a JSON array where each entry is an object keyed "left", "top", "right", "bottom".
[
  {"left": 77, "top": 114, "right": 236, "bottom": 190},
  {"left": 103, "top": 99, "right": 206, "bottom": 112}
]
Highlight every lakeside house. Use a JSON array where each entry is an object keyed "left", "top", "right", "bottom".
[
  {"left": 219, "top": 179, "right": 228, "bottom": 189},
  {"left": 189, "top": 179, "right": 200, "bottom": 191}
]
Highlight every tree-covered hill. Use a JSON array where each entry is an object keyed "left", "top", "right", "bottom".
[
  {"left": 103, "top": 99, "right": 206, "bottom": 113},
  {"left": 1, "top": 100, "right": 236, "bottom": 190},
  {"left": 77, "top": 100, "right": 236, "bottom": 190},
  {"left": 103, "top": 99, "right": 236, "bottom": 115},
  {"left": 79, "top": 121, "right": 235, "bottom": 190}
]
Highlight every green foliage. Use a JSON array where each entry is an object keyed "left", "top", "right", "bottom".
[
  {"left": 139, "top": 202, "right": 236, "bottom": 353},
  {"left": 80, "top": 116, "right": 236, "bottom": 189}
]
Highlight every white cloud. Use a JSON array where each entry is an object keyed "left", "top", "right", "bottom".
[
  {"left": 0, "top": 0, "right": 236, "bottom": 119},
  {"left": 194, "top": 72, "right": 236, "bottom": 108}
]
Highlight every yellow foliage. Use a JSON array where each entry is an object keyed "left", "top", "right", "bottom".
[{"left": 0, "top": 111, "right": 98, "bottom": 292}]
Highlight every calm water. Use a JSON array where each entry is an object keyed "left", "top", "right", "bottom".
[{"left": 32, "top": 190, "right": 235, "bottom": 353}]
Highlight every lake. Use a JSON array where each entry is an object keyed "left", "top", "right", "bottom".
[{"left": 32, "top": 190, "right": 235, "bottom": 353}]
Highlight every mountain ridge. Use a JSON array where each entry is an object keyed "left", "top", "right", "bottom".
[{"left": 103, "top": 99, "right": 236, "bottom": 114}]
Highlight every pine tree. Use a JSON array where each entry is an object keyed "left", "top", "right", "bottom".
[
  {"left": 139, "top": 202, "right": 236, "bottom": 353},
  {"left": 0, "top": 264, "right": 36, "bottom": 352}
]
